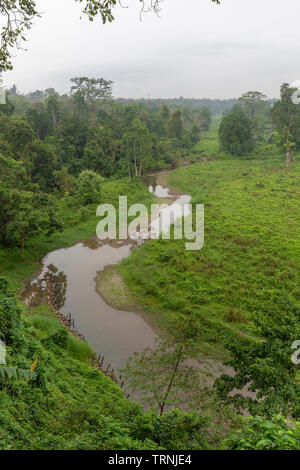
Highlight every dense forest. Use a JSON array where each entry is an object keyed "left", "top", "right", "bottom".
[{"left": 0, "top": 78, "right": 212, "bottom": 255}]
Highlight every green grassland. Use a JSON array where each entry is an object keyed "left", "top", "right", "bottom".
[{"left": 118, "top": 135, "right": 300, "bottom": 355}]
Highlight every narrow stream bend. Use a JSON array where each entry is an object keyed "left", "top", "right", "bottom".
[{"left": 23, "top": 176, "right": 191, "bottom": 370}]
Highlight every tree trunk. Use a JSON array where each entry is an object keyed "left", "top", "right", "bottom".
[
  {"left": 52, "top": 110, "right": 57, "bottom": 128},
  {"left": 134, "top": 139, "right": 138, "bottom": 177},
  {"left": 286, "top": 134, "right": 290, "bottom": 169},
  {"left": 21, "top": 232, "right": 25, "bottom": 256},
  {"left": 159, "top": 345, "right": 184, "bottom": 416}
]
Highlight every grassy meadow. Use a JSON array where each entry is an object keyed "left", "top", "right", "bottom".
[{"left": 118, "top": 128, "right": 300, "bottom": 357}]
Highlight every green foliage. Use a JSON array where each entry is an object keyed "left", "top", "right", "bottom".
[
  {"left": 76, "top": 169, "right": 103, "bottom": 205},
  {"left": 120, "top": 156, "right": 300, "bottom": 364},
  {"left": 123, "top": 118, "right": 154, "bottom": 178},
  {"left": 0, "top": 281, "right": 213, "bottom": 450},
  {"left": 70, "top": 77, "right": 113, "bottom": 105},
  {"left": 219, "top": 108, "right": 255, "bottom": 156},
  {"left": 1, "top": 189, "right": 62, "bottom": 255},
  {"left": 0, "top": 367, "right": 35, "bottom": 381},
  {"left": 271, "top": 83, "right": 300, "bottom": 167},
  {"left": 215, "top": 294, "right": 300, "bottom": 418},
  {"left": 67, "top": 335, "right": 94, "bottom": 363},
  {"left": 222, "top": 415, "right": 300, "bottom": 450},
  {"left": 167, "top": 110, "right": 184, "bottom": 141},
  {"left": 0, "top": 277, "right": 22, "bottom": 348},
  {"left": 131, "top": 408, "right": 210, "bottom": 450},
  {"left": 30, "top": 140, "right": 57, "bottom": 191},
  {"left": 121, "top": 316, "right": 203, "bottom": 415}
]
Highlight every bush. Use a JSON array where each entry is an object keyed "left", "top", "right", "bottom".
[
  {"left": 129, "top": 408, "right": 210, "bottom": 450},
  {"left": 42, "top": 328, "right": 69, "bottom": 350},
  {"left": 222, "top": 415, "right": 300, "bottom": 450},
  {"left": 76, "top": 170, "right": 103, "bottom": 205},
  {"left": 219, "top": 108, "right": 255, "bottom": 156},
  {"left": 0, "top": 277, "right": 22, "bottom": 348},
  {"left": 67, "top": 335, "right": 94, "bottom": 363},
  {"left": 32, "top": 315, "right": 61, "bottom": 336}
]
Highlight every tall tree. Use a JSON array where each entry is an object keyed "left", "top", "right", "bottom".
[
  {"left": 167, "top": 110, "right": 184, "bottom": 141},
  {"left": 238, "top": 91, "right": 268, "bottom": 121},
  {"left": 0, "top": 186, "right": 61, "bottom": 255},
  {"left": 70, "top": 77, "right": 113, "bottom": 106},
  {"left": 123, "top": 118, "right": 153, "bottom": 178},
  {"left": 121, "top": 316, "right": 202, "bottom": 416},
  {"left": 219, "top": 107, "right": 255, "bottom": 156},
  {"left": 271, "top": 83, "right": 298, "bottom": 169}
]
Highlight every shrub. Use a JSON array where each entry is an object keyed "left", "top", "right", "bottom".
[
  {"left": 222, "top": 415, "right": 300, "bottom": 450},
  {"left": 0, "top": 277, "right": 22, "bottom": 348},
  {"left": 76, "top": 170, "right": 103, "bottom": 205},
  {"left": 219, "top": 108, "right": 255, "bottom": 156},
  {"left": 67, "top": 335, "right": 94, "bottom": 363}
]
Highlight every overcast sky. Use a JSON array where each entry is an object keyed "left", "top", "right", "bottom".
[{"left": 3, "top": 0, "right": 300, "bottom": 99}]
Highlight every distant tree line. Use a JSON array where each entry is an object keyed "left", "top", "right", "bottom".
[{"left": 218, "top": 84, "right": 300, "bottom": 167}]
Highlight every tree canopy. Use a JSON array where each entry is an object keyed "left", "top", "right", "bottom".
[{"left": 219, "top": 107, "right": 255, "bottom": 156}]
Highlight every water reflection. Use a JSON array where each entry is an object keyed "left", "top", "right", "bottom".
[
  {"left": 46, "top": 264, "right": 67, "bottom": 310},
  {"left": 22, "top": 178, "right": 191, "bottom": 370}
]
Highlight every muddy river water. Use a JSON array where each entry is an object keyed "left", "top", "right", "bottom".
[{"left": 23, "top": 176, "right": 191, "bottom": 371}]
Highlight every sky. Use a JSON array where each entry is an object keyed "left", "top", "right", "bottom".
[{"left": 3, "top": 0, "right": 300, "bottom": 99}]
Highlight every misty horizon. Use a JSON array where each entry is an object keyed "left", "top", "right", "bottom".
[{"left": 3, "top": 0, "right": 300, "bottom": 100}]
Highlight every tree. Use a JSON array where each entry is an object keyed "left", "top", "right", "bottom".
[
  {"left": 271, "top": 83, "right": 298, "bottom": 169},
  {"left": 215, "top": 294, "right": 300, "bottom": 419},
  {"left": 0, "top": 153, "right": 27, "bottom": 189},
  {"left": 167, "top": 110, "right": 183, "bottom": 141},
  {"left": 45, "top": 93, "right": 61, "bottom": 128},
  {"left": 0, "top": 189, "right": 61, "bottom": 255},
  {"left": 8, "top": 84, "right": 18, "bottom": 96},
  {"left": 76, "top": 169, "right": 103, "bottom": 205},
  {"left": 190, "top": 124, "right": 201, "bottom": 145},
  {"left": 161, "top": 104, "right": 170, "bottom": 120},
  {"left": 58, "top": 114, "right": 90, "bottom": 174},
  {"left": 238, "top": 91, "right": 269, "bottom": 141},
  {"left": 26, "top": 102, "right": 52, "bottom": 139},
  {"left": 0, "top": 92, "right": 14, "bottom": 116},
  {"left": 30, "top": 140, "right": 57, "bottom": 192},
  {"left": 54, "top": 167, "right": 76, "bottom": 196},
  {"left": 0, "top": 277, "right": 22, "bottom": 348},
  {"left": 84, "top": 127, "right": 121, "bottom": 177},
  {"left": 219, "top": 107, "right": 255, "bottom": 156},
  {"left": 0, "top": 117, "right": 35, "bottom": 158},
  {"left": 123, "top": 118, "right": 153, "bottom": 178},
  {"left": 121, "top": 316, "right": 202, "bottom": 416},
  {"left": 0, "top": 1, "right": 220, "bottom": 70},
  {"left": 70, "top": 77, "right": 113, "bottom": 108},
  {"left": 238, "top": 91, "right": 268, "bottom": 121}
]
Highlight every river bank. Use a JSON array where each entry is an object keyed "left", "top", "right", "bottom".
[
  {"left": 21, "top": 168, "right": 190, "bottom": 371},
  {"left": 1, "top": 177, "right": 154, "bottom": 292}
]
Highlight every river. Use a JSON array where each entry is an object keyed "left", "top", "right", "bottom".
[{"left": 22, "top": 174, "right": 191, "bottom": 371}]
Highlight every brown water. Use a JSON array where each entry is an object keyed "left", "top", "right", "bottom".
[{"left": 23, "top": 178, "right": 191, "bottom": 371}]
